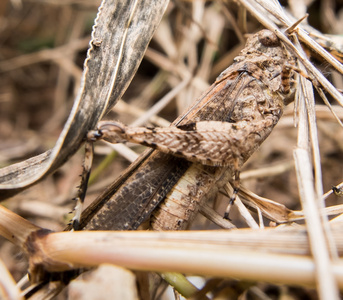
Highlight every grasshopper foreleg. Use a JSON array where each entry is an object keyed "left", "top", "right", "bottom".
[{"left": 71, "top": 141, "right": 94, "bottom": 230}]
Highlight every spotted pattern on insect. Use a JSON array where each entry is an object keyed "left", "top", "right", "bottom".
[
  {"left": 88, "top": 30, "right": 295, "bottom": 171},
  {"left": 81, "top": 29, "right": 300, "bottom": 231},
  {"left": 93, "top": 115, "right": 276, "bottom": 168}
]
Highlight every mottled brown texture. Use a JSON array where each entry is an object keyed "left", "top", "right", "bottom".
[
  {"left": 149, "top": 30, "right": 295, "bottom": 231},
  {"left": 94, "top": 118, "right": 278, "bottom": 167},
  {"left": 85, "top": 30, "right": 296, "bottom": 231},
  {"left": 82, "top": 152, "right": 190, "bottom": 230}
]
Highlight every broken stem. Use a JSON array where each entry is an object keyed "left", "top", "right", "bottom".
[{"left": 0, "top": 205, "right": 41, "bottom": 247}]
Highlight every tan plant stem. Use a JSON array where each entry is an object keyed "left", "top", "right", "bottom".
[
  {"left": 0, "top": 205, "right": 41, "bottom": 247},
  {"left": 21, "top": 228, "right": 343, "bottom": 287}
]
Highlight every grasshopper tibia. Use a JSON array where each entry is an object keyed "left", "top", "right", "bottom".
[
  {"left": 71, "top": 141, "right": 94, "bottom": 231},
  {"left": 223, "top": 162, "right": 241, "bottom": 220}
]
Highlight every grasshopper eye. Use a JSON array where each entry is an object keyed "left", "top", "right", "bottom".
[{"left": 258, "top": 30, "right": 280, "bottom": 47}]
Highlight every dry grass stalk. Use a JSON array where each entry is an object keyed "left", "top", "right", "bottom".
[
  {"left": 234, "top": 1, "right": 342, "bottom": 298},
  {"left": 2, "top": 203, "right": 343, "bottom": 293},
  {"left": 0, "top": 205, "right": 40, "bottom": 248},
  {"left": 0, "top": 258, "right": 23, "bottom": 300},
  {"left": 0, "top": 37, "right": 90, "bottom": 74},
  {"left": 5, "top": 216, "right": 343, "bottom": 288}
]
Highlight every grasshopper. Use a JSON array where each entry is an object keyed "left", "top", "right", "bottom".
[{"left": 76, "top": 29, "right": 298, "bottom": 231}]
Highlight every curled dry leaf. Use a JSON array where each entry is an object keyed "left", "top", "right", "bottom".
[
  {"left": 0, "top": 0, "right": 169, "bottom": 200},
  {"left": 238, "top": 185, "right": 343, "bottom": 223}
]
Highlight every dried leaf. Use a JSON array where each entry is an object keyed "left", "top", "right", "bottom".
[{"left": 0, "top": 0, "right": 169, "bottom": 200}]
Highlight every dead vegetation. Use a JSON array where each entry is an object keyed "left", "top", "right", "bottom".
[{"left": 0, "top": 0, "right": 343, "bottom": 299}]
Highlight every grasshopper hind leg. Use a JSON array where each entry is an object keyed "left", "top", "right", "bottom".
[{"left": 223, "top": 160, "right": 241, "bottom": 220}]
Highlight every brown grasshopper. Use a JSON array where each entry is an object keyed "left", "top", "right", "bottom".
[{"left": 75, "top": 29, "right": 298, "bottom": 231}]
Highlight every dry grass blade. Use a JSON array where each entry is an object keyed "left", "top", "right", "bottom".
[
  {"left": 237, "top": 185, "right": 293, "bottom": 223},
  {"left": 131, "top": 75, "right": 191, "bottom": 127},
  {"left": 295, "top": 56, "right": 339, "bottom": 299},
  {"left": 200, "top": 203, "right": 237, "bottom": 229},
  {"left": 113, "top": 100, "right": 171, "bottom": 127},
  {"left": 0, "top": 36, "right": 90, "bottom": 73},
  {"left": 233, "top": 1, "right": 342, "bottom": 298},
  {"left": 294, "top": 149, "right": 339, "bottom": 299},
  {"left": 240, "top": 160, "right": 294, "bottom": 180},
  {"left": 0, "top": 258, "right": 22, "bottom": 300},
  {"left": 0, "top": 0, "right": 169, "bottom": 200},
  {"left": 239, "top": 186, "right": 343, "bottom": 223},
  {"left": 238, "top": 0, "right": 343, "bottom": 107},
  {"left": 224, "top": 184, "right": 259, "bottom": 229}
]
